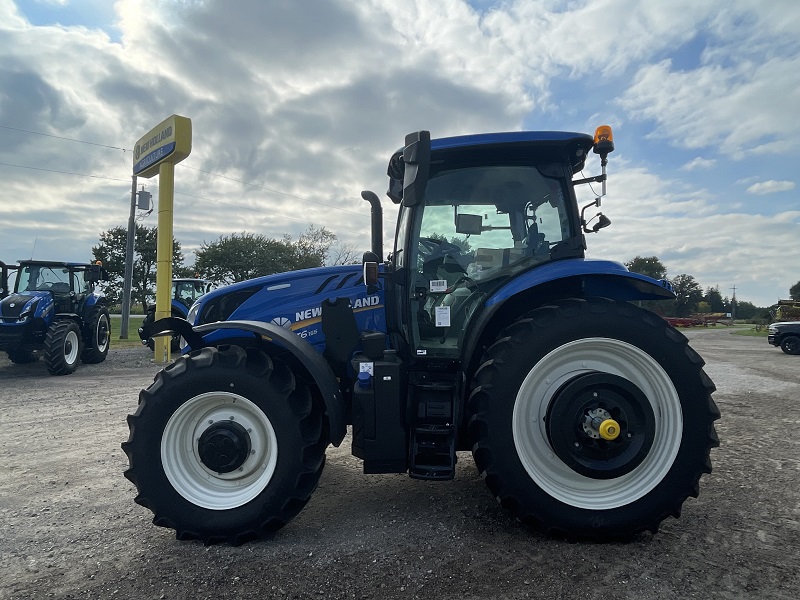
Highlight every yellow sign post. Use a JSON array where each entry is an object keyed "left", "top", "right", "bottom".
[{"left": 133, "top": 114, "right": 192, "bottom": 363}]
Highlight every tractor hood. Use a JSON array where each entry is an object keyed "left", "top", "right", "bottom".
[
  {"left": 0, "top": 292, "right": 50, "bottom": 321},
  {"left": 190, "top": 264, "right": 386, "bottom": 344}
]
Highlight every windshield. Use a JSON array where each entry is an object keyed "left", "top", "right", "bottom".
[
  {"left": 174, "top": 280, "right": 208, "bottom": 308},
  {"left": 15, "top": 265, "right": 73, "bottom": 293},
  {"left": 407, "top": 164, "right": 576, "bottom": 356}
]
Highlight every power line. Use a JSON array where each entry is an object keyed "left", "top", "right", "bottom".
[
  {"left": 0, "top": 124, "right": 130, "bottom": 152},
  {"left": 1, "top": 125, "right": 374, "bottom": 217},
  {"left": 0, "top": 161, "right": 130, "bottom": 183},
  {"left": 0, "top": 125, "right": 378, "bottom": 225}
]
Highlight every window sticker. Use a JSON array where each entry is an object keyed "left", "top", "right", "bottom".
[
  {"left": 429, "top": 279, "right": 448, "bottom": 293},
  {"left": 435, "top": 306, "right": 451, "bottom": 327}
]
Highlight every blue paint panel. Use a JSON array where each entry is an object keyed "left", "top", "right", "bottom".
[
  {"left": 486, "top": 258, "right": 674, "bottom": 306},
  {"left": 194, "top": 264, "right": 386, "bottom": 354}
]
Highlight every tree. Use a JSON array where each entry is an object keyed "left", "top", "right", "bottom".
[
  {"left": 92, "top": 225, "right": 184, "bottom": 311},
  {"left": 703, "top": 286, "right": 725, "bottom": 313},
  {"left": 671, "top": 274, "right": 703, "bottom": 317},
  {"left": 790, "top": 281, "right": 800, "bottom": 301},
  {"left": 328, "top": 241, "right": 361, "bottom": 266},
  {"left": 625, "top": 256, "right": 667, "bottom": 280},
  {"left": 195, "top": 232, "right": 296, "bottom": 285},
  {"left": 194, "top": 226, "right": 339, "bottom": 285},
  {"left": 291, "top": 225, "right": 338, "bottom": 270},
  {"left": 734, "top": 300, "right": 760, "bottom": 320}
]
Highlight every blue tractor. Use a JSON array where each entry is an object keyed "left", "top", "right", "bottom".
[
  {"left": 141, "top": 277, "right": 213, "bottom": 351},
  {"left": 124, "top": 128, "right": 719, "bottom": 544},
  {"left": 0, "top": 260, "right": 110, "bottom": 375}
]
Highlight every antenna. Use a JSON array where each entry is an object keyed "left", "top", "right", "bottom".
[{"left": 30, "top": 236, "right": 38, "bottom": 260}]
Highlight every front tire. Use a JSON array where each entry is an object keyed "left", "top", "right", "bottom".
[
  {"left": 81, "top": 307, "right": 110, "bottom": 364},
  {"left": 44, "top": 320, "right": 82, "bottom": 375},
  {"left": 468, "top": 298, "right": 719, "bottom": 539},
  {"left": 780, "top": 335, "right": 800, "bottom": 355},
  {"left": 122, "top": 345, "right": 328, "bottom": 545},
  {"left": 8, "top": 348, "right": 38, "bottom": 364}
]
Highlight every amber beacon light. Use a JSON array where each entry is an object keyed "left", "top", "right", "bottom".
[{"left": 593, "top": 125, "right": 614, "bottom": 158}]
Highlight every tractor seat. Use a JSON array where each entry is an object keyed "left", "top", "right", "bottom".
[{"left": 50, "top": 282, "right": 71, "bottom": 293}]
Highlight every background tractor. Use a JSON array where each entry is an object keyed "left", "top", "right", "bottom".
[
  {"left": 141, "top": 277, "right": 213, "bottom": 351},
  {"left": 124, "top": 127, "right": 719, "bottom": 544},
  {"left": 0, "top": 260, "right": 110, "bottom": 375}
]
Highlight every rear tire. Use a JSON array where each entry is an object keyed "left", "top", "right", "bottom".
[
  {"left": 44, "top": 320, "right": 82, "bottom": 375},
  {"left": 468, "top": 298, "right": 719, "bottom": 540},
  {"left": 122, "top": 345, "right": 328, "bottom": 545},
  {"left": 81, "top": 307, "right": 110, "bottom": 364},
  {"left": 780, "top": 335, "right": 800, "bottom": 355}
]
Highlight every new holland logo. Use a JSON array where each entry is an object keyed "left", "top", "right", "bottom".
[
  {"left": 271, "top": 317, "right": 292, "bottom": 329},
  {"left": 294, "top": 295, "right": 380, "bottom": 322}
]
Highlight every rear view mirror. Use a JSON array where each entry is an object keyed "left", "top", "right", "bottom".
[
  {"left": 84, "top": 266, "right": 100, "bottom": 283},
  {"left": 455, "top": 213, "right": 482, "bottom": 235}
]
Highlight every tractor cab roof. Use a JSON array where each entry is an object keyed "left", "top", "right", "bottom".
[
  {"left": 431, "top": 130, "right": 594, "bottom": 169},
  {"left": 16, "top": 260, "right": 99, "bottom": 270},
  {"left": 386, "top": 130, "right": 596, "bottom": 205},
  {"left": 389, "top": 130, "right": 595, "bottom": 176}
]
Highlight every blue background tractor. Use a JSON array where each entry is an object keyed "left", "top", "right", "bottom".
[
  {"left": 141, "top": 277, "right": 213, "bottom": 351},
  {"left": 0, "top": 260, "right": 110, "bottom": 375}
]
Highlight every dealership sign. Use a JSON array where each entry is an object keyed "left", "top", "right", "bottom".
[{"left": 133, "top": 114, "right": 192, "bottom": 178}]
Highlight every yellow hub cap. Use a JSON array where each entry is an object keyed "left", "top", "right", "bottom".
[{"left": 598, "top": 419, "right": 621, "bottom": 441}]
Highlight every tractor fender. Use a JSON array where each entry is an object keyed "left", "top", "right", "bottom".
[
  {"left": 485, "top": 258, "right": 674, "bottom": 307},
  {"left": 461, "top": 259, "right": 675, "bottom": 377},
  {"left": 194, "top": 320, "right": 347, "bottom": 447}
]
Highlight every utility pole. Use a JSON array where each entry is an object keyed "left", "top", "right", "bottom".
[
  {"left": 730, "top": 285, "right": 737, "bottom": 321},
  {"left": 120, "top": 175, "right": 137, "bottom": 339}
]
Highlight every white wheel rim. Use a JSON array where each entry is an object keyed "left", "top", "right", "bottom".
[
  {"left": 512, "top": 337, "right": 683, "bottom": 510},
  {"left": 96, "top": 314, "right": 109, "bottom": 353},
  {"left": 64, "top": 329, "right": 79, "bottom": 364},
  {"left": 162, "top": 392, "right": 278, "bottom": 510}
]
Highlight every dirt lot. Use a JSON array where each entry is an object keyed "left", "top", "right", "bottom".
[{"left": 1, "top": 328, "right": 798, "bottom": 600}]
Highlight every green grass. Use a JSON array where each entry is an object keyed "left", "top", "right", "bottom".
[
  {"left": 109, "top": 315, "right": 146, "bottom": 349},
  {"left": 731, "top": 326, "right": 769, "bottom": 337}
]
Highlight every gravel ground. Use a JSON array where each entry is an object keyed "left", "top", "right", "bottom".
[{"left": 0, "top": 328, "right": 798, "bottom": 600}]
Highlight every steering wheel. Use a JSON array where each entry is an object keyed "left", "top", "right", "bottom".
[{"left": 418, "top": 237, "right": 463, "bottom": 262}]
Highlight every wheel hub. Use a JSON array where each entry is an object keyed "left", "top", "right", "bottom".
[
  {"left": 546, "top": 372, "right": 655, "bottom": 479},
  {"left": 197, "top": 420, "right": 252, "bottom": 474},
  {"left": 582, "top": 407, "right": 621, "bottom": 441}
]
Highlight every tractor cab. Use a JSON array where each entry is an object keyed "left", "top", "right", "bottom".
[
  {"left": 0, "top": 261, "right": 18, "bottom": 299},
  {"left": 385, "top": 131, "right": 598, "bottom": 359},
  {"left": 173, "top": 278, "right": 213, "bottom": 310},
  {"left": 12, "top": 261, "right": 104, "bottom": 314}
]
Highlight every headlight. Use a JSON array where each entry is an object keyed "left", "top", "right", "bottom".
[
  {"left": 17, "top": 299, "right": 39, "bottom": 322},
  {"left": 199, "top": 288, "right": 258, "bottom": 325}
]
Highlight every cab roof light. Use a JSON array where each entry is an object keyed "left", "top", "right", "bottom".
[{"left": 593, "top": 125, "right": 614, "bottom": 159}]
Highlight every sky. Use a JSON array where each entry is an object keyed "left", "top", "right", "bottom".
[{"left": 0, "top": 0, "right": 798, "bottom": 308}]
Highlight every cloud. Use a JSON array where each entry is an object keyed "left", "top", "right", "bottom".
[
  {"left": 682, "top": 157, "right": 716, "bottom": 171},
  {"left": 1, "top": 0, "right": 799, "bottom": 309},
  {"left": 620, "top": 56, "right": 800, "bottom": 158},
  {"left": 746, "top": 180, "right": 796, "bottom": 195}
]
